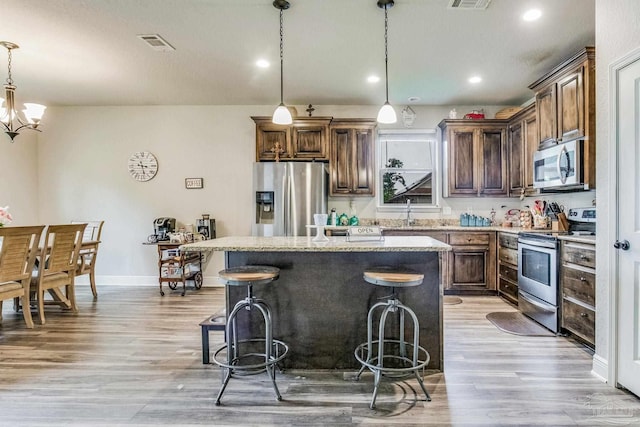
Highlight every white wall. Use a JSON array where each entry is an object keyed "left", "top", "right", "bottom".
[
  {"left": 0, "top": 130, "right": 39, "bottom": 225},
  {"left": 594, "top": 0, "right": 640, "bottom": 381}
]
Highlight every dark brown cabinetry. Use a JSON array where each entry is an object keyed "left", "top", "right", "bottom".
[
  {"left": 252, "top": 116, "right": 331, "bottom": 161},
  {"left": 329, "top": 119, "right": 376, "bottom": 196},
  {"left": 507, "top": 105, "right": 538, "bottom": 197},
  {"left": 560, "top": 239, "right": 596, "bottom": 347},
  {"left": 439, "top": 120, "right": 509, "bottom": 197},
  {"left": 497, "top": 232, "right": 519, "bottom": 305},
  {"left": 528, "top": 47, "right": 595, "bottom": 188},
  {"left": 447, "top": 231, "right": 496, "bottom": 293}
]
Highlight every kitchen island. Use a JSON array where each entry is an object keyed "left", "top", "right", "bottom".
[{"left": 180, "top": 235, "right": 451, "bottom": 370}]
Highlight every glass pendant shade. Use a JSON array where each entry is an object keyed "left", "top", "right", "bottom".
[
  {"left": 377, "top": 102, "right": 397, "bottom": 124},
  {"left": 272, "top": 103, "right": 293, "bottom": 125},
  {"left": 23, "top": 103, "right": 46, "bottom": 124}
]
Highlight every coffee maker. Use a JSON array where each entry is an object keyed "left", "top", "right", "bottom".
[{"left": 153, "top": 217, "right": 176, "bottom": 241}]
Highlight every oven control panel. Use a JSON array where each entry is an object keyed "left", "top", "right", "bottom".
[{"left": 568, "top": 207, "right": 596, "bottom": 223}]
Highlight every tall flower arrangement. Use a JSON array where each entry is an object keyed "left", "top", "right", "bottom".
[{"left": 0, "top": 206, "right": 12, "bottom": 227}]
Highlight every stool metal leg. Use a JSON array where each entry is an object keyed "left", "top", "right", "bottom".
[{"left": 354, "top": 297, "right": 432, "bottom": 409}]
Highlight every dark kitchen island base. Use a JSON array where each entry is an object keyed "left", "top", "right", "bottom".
[{"left": 225, "top": 250, "right": 443, "bottom": 371}]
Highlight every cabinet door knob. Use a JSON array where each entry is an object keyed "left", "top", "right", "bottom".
[
  {"left": 580, "top": 277, "right": 587, "bottom": 282},
  {"left": 580, "top": 312, "right": 588, "bottom": 318},
  {"left": 580, "top": 255, "right": 589, "bottom": 260}
]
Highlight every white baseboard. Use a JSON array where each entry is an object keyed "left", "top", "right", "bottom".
[
  {"left": 76, "top": 275, "right": 223, "bottom": 287},
  {"left": 592, "top": 353, "right": 609, "bottom": 383}
]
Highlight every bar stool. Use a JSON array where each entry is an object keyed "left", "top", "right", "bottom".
[
  {"left": 213, "top": 265, "right": 288, "bottom": 406},
  {"left": 354, "top": 266, "right": 431, "bottom": 409}
]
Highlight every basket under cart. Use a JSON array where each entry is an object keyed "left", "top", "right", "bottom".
[{"left": 156, "top": 242, "right": 204, "bottom": 296}]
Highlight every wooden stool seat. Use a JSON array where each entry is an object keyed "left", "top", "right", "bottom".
[
  {"left": 218, "top": 266, "right": 279, "bottom": 286},
  {"left": 363, "top": 267, "right": 424, "bottom": 287}
]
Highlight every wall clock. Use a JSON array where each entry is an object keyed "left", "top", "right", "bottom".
[{"left": 128, "top": 151, "right": 158, "bottom": 182}]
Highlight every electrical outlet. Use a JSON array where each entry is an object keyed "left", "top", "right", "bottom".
[{"left": 442, "top": 206, "right": 452, "bottom": 215}]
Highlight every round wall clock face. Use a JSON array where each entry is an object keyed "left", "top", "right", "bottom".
[{"left": 128, "top": 151, "right": 158, "bottom": 182}]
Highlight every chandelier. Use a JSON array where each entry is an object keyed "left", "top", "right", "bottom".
[{"left": 0, "top": 41, "right": 46, "bottom": 142}]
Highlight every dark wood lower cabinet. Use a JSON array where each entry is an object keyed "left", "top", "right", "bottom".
[
  {"left": 497, "top": 232, "right": 518, "bottom": 305},
  {"left": 560, "top": 239, "right": 596, "bottom": 348},
  {"left": 383, "top": 229, "right": 496, "bottom": 295}
]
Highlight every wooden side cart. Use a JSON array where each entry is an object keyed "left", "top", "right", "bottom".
[{"left": 155, "top": 242, "right": 203, "bottom": 296}]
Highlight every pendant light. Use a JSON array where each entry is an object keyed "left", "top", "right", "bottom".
[
  {"left": 376, "top": 0, "right": 397, "bottom": 124},
  {"left": 272, "top": 0, "right": 292, "bottom": 125}
]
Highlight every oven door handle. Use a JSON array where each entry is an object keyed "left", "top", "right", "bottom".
[
  {"left": 519, "top": 291, "right": 556, "bottom": 313},
  {"left": 518, "top": 238, "right": 556, "bottom": 249}
]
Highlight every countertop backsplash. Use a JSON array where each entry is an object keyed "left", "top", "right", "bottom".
[{"left": 327, "top": 190, "right": 596, "bottom": 226}]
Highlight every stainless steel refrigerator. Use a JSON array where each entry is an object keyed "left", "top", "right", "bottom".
[{"left": 253, "top": 162, "right": 328, "bottom": 237}]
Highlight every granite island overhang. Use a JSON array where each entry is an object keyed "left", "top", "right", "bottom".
[{"left": 181, "top": 236, "right": 451, "bottom": 371}]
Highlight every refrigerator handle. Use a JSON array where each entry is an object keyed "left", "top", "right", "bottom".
[{"left": 283, "top": 166, "right": 291, "bottom": 236}]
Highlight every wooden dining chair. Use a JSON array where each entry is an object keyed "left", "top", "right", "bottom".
[
  {"left": 0, "top": 225, "right": 45, "bottom": 329},
  {"left": 71, "top": 220, "right": 104, "bottom": 299},
  {"left": 30, "top": 223, "right": 86, "bottom": 325}
]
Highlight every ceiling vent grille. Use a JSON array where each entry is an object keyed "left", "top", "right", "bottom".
[
  {"left": 448, "top": 0, "right": 491, "bottom": 9},
  {"left": 137, "top": 34, "right": 175, "bottom": 52}
]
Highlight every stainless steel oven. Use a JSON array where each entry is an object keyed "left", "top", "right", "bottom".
[{"left": 517, "top": 233, "right": 559, "bottom": 333}]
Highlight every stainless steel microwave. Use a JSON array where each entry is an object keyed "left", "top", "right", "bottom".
[{"left": 533, "top": 139, "right": 588, "bottom": 191}]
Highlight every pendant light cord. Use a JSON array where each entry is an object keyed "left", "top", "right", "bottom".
[
  {"left": 279, "top": 8, "right": 284, "bottom": 105},
  {"left": 384, "top": 6, "right": 389, "bottom": 103}
]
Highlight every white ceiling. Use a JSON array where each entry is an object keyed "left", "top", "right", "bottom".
[{"left": 1, "top": 0, "right": 595, "bottom": 108}]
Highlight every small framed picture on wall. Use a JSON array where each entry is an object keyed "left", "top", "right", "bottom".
[{"left": 185, "top": 177, "right": 204, "bottom": 189}]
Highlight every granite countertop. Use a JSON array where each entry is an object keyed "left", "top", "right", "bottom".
[
  {"left": 180, "top": 235, "right": 451, "bottom": 253},
  {"left": 325, "top": 224, "right": 551, "bottom": 233}
]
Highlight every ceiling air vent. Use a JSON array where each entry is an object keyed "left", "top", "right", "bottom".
[
  {"left": 137, "top": 34, "right": 175, "bottom": 52},
  {"left": 448, "top": 0, "right": 491, "bottom": 9}
]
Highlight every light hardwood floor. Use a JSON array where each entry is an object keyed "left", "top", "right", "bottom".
[{"left": 1, "top": 285, "right": 639, "bottom": 426}]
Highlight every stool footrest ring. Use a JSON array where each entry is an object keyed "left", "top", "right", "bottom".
[
  {"left": 354, "top": 339, "right": 430, "bottom": 375},
  {"left": 213, "top": 338, "right": 289, "bottom": 372}
]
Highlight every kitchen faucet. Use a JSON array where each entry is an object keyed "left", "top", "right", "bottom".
[{"left": 405, "top": 198, "right": 414, "bottom": 226}]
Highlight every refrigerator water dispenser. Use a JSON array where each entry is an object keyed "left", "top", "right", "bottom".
[{"left": 256, "top": 191, "right": 275, "bottom": 224}]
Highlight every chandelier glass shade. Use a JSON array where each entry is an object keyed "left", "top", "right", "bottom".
[
  {"left": 272, "top": 0, "right": 292, "bottom": 125},
  {"left": 376, "top": 0, "right": 397, "bottom": 124},
  {"left": 0, "top": 41, "right": 46, "bottom": 141}
]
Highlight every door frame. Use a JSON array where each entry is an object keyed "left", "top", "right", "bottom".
[{"left": 607, "top": 46, "right": 640, "bottom": 388}]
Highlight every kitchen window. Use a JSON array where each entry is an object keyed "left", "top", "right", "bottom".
[{"left": 377, "top": 129, "right": 439, "bottom": 211}]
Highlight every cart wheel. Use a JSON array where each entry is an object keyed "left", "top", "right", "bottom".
[
  {"left": 194, "top": 272, "right": 203, "bottom": 289},
  {"left": 160, "top": 290, "right": 165, "bottom": 296},
  {"left": 168, "top": 282, "right": 178, "bottom": 290}
]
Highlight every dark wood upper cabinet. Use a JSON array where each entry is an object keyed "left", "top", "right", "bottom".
[
  {"left": 508, "top": 104, "right": 537, "bottom": 197},
  {"left": 439, "top": 119, "right": 508, "bottom": 197},
  {"left": 329, "top": 119, "right": 376, "bottom": 196},
  {"left": 529, "top": 47, "right": 595, "bottom": 150},
  {"left": 252, "top": 117, "right": 331, "bottom": 162}
]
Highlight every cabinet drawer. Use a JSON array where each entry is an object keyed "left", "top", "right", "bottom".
[
  {"left": 562, "top": 242, "right": 595, "bottom": 269},
  {"left": 498, "top": 247, "right": 518, "bottom": 265},
  {"left": 561, "top": 265, "right": 595, "bottom": 307},
  {"left": 562, "top": 298, "right": 595, "bottom": 345},
  {"left": 449, "top": 233, "right": 490, "bottom": 246},
  {"left": 499, "top": 263, "right": 518, "bottom": 282},
  {"left": 498, "top": 232, "right": 518, "bottom": 250},
  {"left": 499, "top": 277, "right": 518, "bottom": 301}
]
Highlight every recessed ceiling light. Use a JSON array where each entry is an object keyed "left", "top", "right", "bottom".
[
  {"left": 523, "top": 9, "right": 542, "bottom": 21},
  {"left": 408, "top": 96, "right": 421, "bottom": 102},
  {"left": 367, "top": 75, "right": 380, "bottom": 83},
  {"left": 468, "top": 76, "right": 482, "bottom": 84},
  {"left": 256, "top": 59, "right": 270, "bottom": 68}
]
